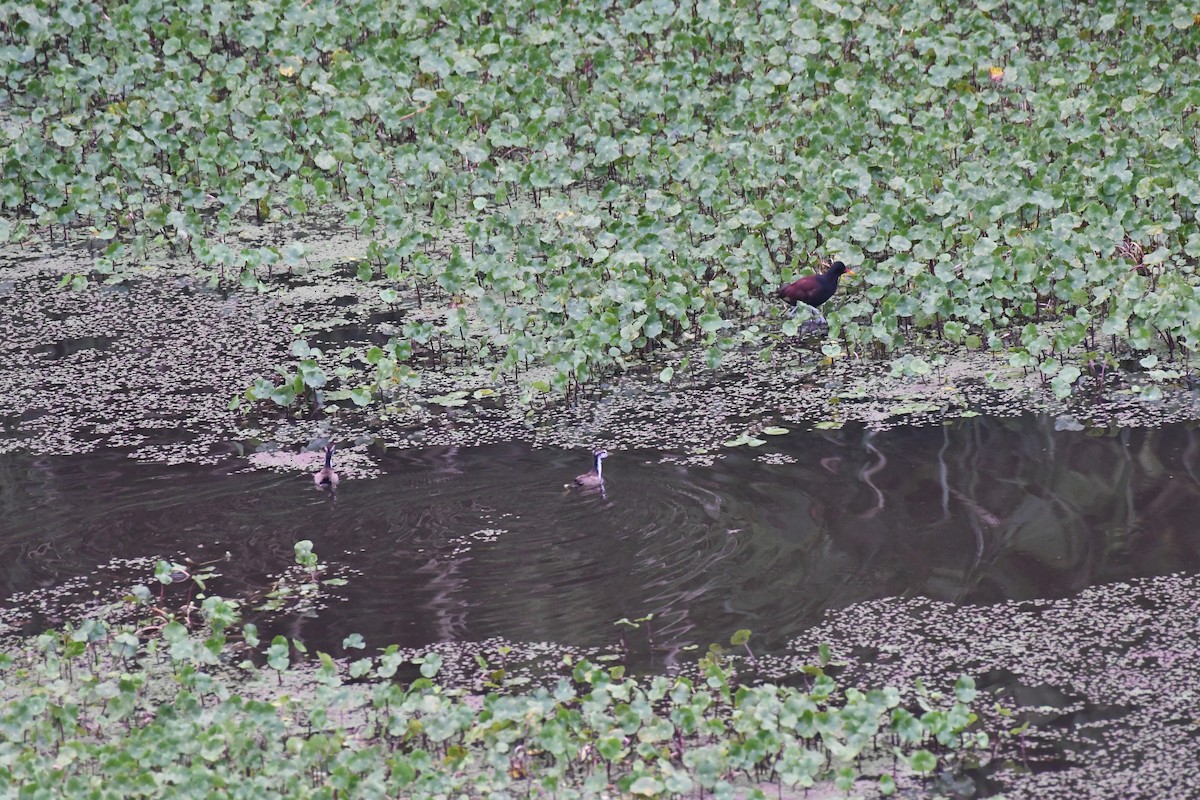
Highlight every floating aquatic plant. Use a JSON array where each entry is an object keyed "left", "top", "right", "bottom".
[
  {"left": 2, "top": 0, "right": 1196, "bottom": 407},
  {"left": 0, "top": 597, "right": 987, "bottom": 798},
  {"left": 778, "top": 572, "right": 1200, "bottom": 798}
]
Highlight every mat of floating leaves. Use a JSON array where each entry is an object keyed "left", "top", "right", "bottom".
[{"left": 764, "top": 572, "right": 1200, "bottom": 799}]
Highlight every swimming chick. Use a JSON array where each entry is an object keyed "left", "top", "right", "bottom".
[
  {"left": 313, "top": 443, "right": 339, "bottom": 488},
  {"left": 574, "top": 449, "right": 609, "bottom": 487}
]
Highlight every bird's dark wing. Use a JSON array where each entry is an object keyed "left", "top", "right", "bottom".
[{"left": 778, "top": 274, "right": 823, "bottom": 303}]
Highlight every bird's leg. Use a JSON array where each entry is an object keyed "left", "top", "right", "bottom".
[{"left": 787, "top": 304, "right": 799, "bottom": 319}]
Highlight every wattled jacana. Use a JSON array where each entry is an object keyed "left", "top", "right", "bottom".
[
  {"left": 777, "top": 261, "right": 854, "bottom": 322},
  {"left": 314, "top": 443, "right": 339, "bottom": 488},
  {"left": 574, "top": 449, "right": 609, "bottom": 487}
]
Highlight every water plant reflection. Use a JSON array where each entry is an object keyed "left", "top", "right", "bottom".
[{"left": 2, "top": 417, "right": 1198, "bottom": 666}]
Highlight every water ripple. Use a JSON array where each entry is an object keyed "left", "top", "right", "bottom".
[{"left": 2, "top": 418, "right": 1199, "bottom": 666}]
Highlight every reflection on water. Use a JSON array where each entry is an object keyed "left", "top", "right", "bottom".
[{"left": 2, "top": 417, "right": 1199, "bottom": 668}]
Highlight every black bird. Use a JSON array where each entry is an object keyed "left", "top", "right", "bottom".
[
  {"left": 777, "top": 260, "right": 854, "bottom": 321},
  {"left": 574, "top": 449, "right": 608, "bottom": 487},
  {"left": 313, "top": 443, "right": 339, "bottom": 488}
]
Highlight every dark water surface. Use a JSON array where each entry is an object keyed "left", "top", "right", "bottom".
[{"left": 3, "top": 417, "right": 1199, "bottom": 668}]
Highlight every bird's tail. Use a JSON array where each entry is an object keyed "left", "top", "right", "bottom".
[{"left": 324, "top": 444, "right": 335, "bottom": 469}]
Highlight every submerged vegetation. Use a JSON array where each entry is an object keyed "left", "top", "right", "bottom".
[{"left": 2, "top": 0, "right": 1199, "bottom": 410}]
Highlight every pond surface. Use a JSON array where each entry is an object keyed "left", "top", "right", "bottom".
[{"left": 3, "top": 416, "right": 1199, "bottom": 670}]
